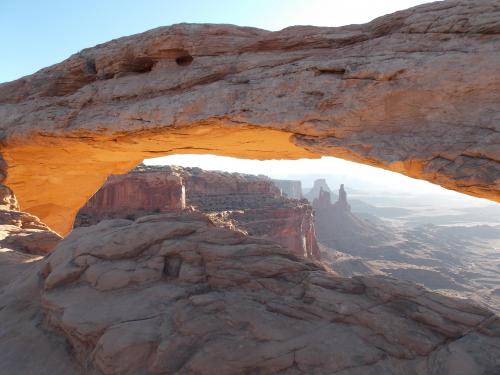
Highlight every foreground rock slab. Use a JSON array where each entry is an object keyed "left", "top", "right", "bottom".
[
  {"left": 1, "top": 212, "right": 499, "bottom": 374},
  {"left": 1, "top": 0, "right": 499, "bottom": 234},
  {"left": 0, "top": 186, "right": 61, "bottom": 258}
]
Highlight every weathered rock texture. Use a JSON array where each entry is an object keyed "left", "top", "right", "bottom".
[
  {"left": 1, "top": 0, "right": 499, "bottom": 234},
  {"left": 1, "top": 211, "right": 499, "bottom": 375},
  {"left": 178, "top": 165, "right": 320, "bottom": 259},
  {"left": 0, "top": 187, "right": 61, "bottom": 256},
  {"left": 0, "top": 187, "right": 61, "bottom": 288},
  {"left": 212, "top": 205, "right": 320, "bottom": 260},
  {"left": 76, "top": 165, "right": 320, "bottom": 260}
]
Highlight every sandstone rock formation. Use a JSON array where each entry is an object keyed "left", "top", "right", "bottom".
[
  {"left": 0, "top": 187, "right": 61, "bottom": 256},
  {"left": 76, "top": 165, "right": 320, "bottom": 260},
  {"left": 216, "top": 204, "right": 320, "bottom": 260},
  {"left": 168, "top": 166, "right": 319, "bottom": 259},
  {"left": 272, "top": 179, "right": 303, "bottom": 199},
  {"left": 1, "top": 211, "right": 499, "bottom": 375},
  {"left": 304, "top": 179, "right": 337, "bottom": 203},
  {"left": 76, "top": 170, "right": 185, "bottom": 226},
  {"left": 0, "top": 187, "right": 61, "bottom": 288},
  {"left": 1, "top": 0, "right": 499, "bottom": 234},
  {"left": 313, "top": 184, "right": 390, "bottom": 252}
]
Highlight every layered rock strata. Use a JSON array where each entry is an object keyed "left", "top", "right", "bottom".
[
  {"left": 1, "top": 0, "right": 499, "bottom": 234},
  {"left": 76, "top": 165, "right": 320, "bottom": 260},
  {"left": 0, "top": 187, "right": 61, "bottom": 256},
  {"left": 76, "top": 171, "right": 185, "bottom": 226},
  {"left": 0, "top": 187, "right": 61, "bottom": 288}
]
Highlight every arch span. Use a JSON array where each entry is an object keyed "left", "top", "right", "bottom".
[{"left": 0, "top": 0, "right": 499, "bottom": 235}]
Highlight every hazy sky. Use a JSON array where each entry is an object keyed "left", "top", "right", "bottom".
[
  {"left": 1, "top": 0, "right": 431, "bottom": 82},
  {"left": 146, "top": 154, "right": 435, "bottom": 192},
  {"left": 144, "top": 154, "right": 494, "bottom": 207}
]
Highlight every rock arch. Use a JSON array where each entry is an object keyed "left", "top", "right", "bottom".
[{"left": 0, "top": 0, "right": 499, "bottom": 235}]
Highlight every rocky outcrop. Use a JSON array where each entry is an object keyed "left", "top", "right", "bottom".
[
  {"left": 213, "top": 204, "right": 320, "bottom": 260},
  {"left": 0, "top": 187, "right": 61, "bottom": 286},
  {"left": 176, "top": 165, "right": 320, "bottom": 259},
  {"left": 76, "top": 165, "right": 320, "bottom": 260},
  {"left": 1, "top": 0, "right": 499, "bottom": 234},
  {"left": 304, "top": 179, "right": 337, "bottom": 203},
  {"left": 1, "top": 211, "right": 499, "bottom": 375},
  {"left": 0, "top": 210, "right": 62, "bottom": 256},
  {"left": 313, "top": 184, "right": 391, "bottom": 252},
  {"left": 272, "top": 179, "right": 303, "bottom": 199},
  {"left": 0, "top": 186, "right": 61, "bottom": 256},
  {"left": 168, "top": 165, "right": 280, "bottom": 197},
  {"left": 337, "top": 183, "right": 351, "bottom": 211},
  {"left": 75, "top": 170, "right": 185, "bottom": 226}
]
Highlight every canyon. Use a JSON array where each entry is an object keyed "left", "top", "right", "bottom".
[
  {"left": 0, "top": 0, "right": 499, "bottom": 374},
  {"left": 76, "top": 164, "right": 320, "bottom": 260},
  {"left": 75, "top": 164, "right": 500, "bottom": 314},
  {"left": 307, "top": 179, "right": 500, "bottom": 313}
]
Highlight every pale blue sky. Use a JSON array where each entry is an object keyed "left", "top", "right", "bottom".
[{"left": 1, "top": 0, "right": 429, "bottom": 83}]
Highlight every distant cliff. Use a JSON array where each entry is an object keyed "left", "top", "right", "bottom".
[
  {"left": 304, "top": 179, "right": 338, "bottom": 203},
  {"left": 312, "top": 183, "right": 390, "bottom": 252},
  {"left": 76, "top": 172, "right": 185, "bottom": 226},
  {"left": 272, "top": 179, "right": 303, "bottom": 199},
  {"left": 75, "top": 165, "right": 320, "bottom": 260}
]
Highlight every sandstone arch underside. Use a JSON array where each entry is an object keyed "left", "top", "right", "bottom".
[{"left": 0, "top": 0, "right": 499, "bottom": 235}]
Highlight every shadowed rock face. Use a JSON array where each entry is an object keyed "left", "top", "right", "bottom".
[
  {"left": 0, "top": 186, "right": 60, "bottom": 287},
  {"left": 1, "top": 212, "right": 499, "bottom": 375},
  {"left": 1, "top": 0, "right": 499, "bottom": 234},
  {"left": 313, "top": 185, "right": 390, "bottom": 252}
]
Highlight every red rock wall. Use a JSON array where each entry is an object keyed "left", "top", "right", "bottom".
[
  {"left": 170, "top": 167, "right": 281, "bottom": 196},
  {"left": 230, "top": 205, "right": 320, "bottom": 260},
  {"left": 76, "top": 172, "right": 185, "bottom": 225}
]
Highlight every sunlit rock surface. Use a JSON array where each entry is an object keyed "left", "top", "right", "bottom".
[
  {"left": 1, "top": 211, "right": 499, "bottom": 374},
  {"left": 1, "top": 0, "right": 499, "bottom": 234}
]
